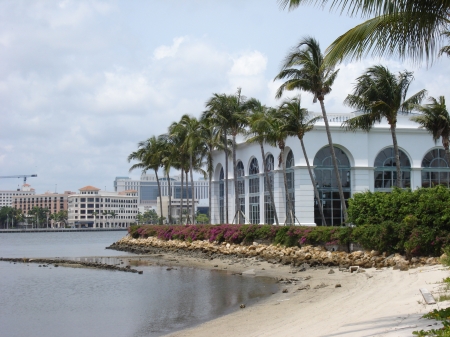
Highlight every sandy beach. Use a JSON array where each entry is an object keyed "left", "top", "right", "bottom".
[{"left": 125, "top": 251, "right": 449, "bottom": 337}]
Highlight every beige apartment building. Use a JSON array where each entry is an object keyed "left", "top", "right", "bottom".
[
  {"left": 12, "top": 190, "right": 75, "bottom": 215},
  {"left": 1, "top": 184, "right": 35, "bottom": 208},
  {"left": 67, "top": 186, "right": 138, "bottom": 228}
]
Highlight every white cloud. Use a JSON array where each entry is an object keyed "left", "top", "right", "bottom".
[
  {"left": 153, "top": 37, "right": 186, "bottom": 60},
  {"left": 229, "top": 51, "right": 267, "bottom": 77}
]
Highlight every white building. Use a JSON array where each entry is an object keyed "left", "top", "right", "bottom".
[
  {"left": 114, "top": 174, "right": 208, "bottom": 213},
  {"left": 210, "top": 112, "right": 446, "bottom": 226},
  {"left": 0, "top": 184, "right": 35, "bottom": 208},
  {"left": 67, "top": 186, "right": 138, "bottom": 228}
]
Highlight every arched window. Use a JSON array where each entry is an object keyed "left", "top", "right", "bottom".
[
  {"left": 236, "top": 161, "right": 245, "bottom": 224},
  {"left": 422, "top": 149, "right": 450, "bottom": 187},
  {"left": 264, "top": 154, "right": 275, "bottom": 224},
  {"left": 285, "top": 150, "right": 295, "bottom": 224},
  {"left": 219, "top": 167, "right": 224, "bottom": 224},
  {"left": 313, "top": 146, "right": 351, "bottom": 226},
  {"left": 248, "top": 158, "right": 260, "bottom": 224},
  {"left": 374, "top": 147, "right": 411, "bottom": 189}
]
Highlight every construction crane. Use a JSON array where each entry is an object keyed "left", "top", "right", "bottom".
[{"left": 0, "top": 174, "right": 38, "bottom": 184}]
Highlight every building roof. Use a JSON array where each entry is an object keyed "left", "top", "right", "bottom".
[
  {"left": 79, "top": 186, "right": 101, "bottom": 191},
  {"left": 118, "top": 189, "right": 137, "bottom": 195}
]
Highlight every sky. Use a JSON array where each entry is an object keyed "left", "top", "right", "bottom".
[{"left": 1, "top": 0, "right": 450, "bottom": 194}]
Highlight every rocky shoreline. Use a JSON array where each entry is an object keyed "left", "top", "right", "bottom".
[
  {"left": 0, "top": 257, "right": 144, "bottom": 274},
  {"left": 109, "top": 235, "right": 442, "bottom": 271}
]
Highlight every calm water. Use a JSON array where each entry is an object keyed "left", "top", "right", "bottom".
[{"left": 0, "top": 232, "right": 277, "bottom": 337}]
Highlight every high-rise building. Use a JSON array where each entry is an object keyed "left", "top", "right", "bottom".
[{"left": 0, "top": 184, "right": 35, "bottom": 208}]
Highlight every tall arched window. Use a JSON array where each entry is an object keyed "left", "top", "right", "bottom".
[
  {"left": 264, "top": 154, "right": 275, "bottom": 224},
  {"left": 219, "top": 168, "right": 224, "bottom": 224},
  {"left": 422, "top": 148, "right": 450, "bottom": 187},
  {"left": 314, "top": 146, "right": 351, "bottom": 226},
  {"left": 374, "top": 147, "right": 411, "bottom": 189},
  {"left": 285, "top": 150, "right": 295, "bottom": 224},
  {"left": 248, "top": 158, "right": 260, "bottom": 224},
  {"left": 236, "top": 161, "right": 245, "bottom": 224}
]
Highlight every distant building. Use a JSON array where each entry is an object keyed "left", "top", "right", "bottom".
[
  {"left": 1, "top": 184, "right": 35, "bottom": 208},
  {"left": 12, "top": 190, "right": 75, "bottom": 227},
  {"left": 67, "top": 186, "right": 138, "bottom": 228},
  {"left": 114, "top": 174, "right": 208, "bottom": 213}
]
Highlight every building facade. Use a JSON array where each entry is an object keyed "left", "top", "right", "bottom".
[
  {"left": 1, "top": 184, "right": 35, "bottom": 208},
  {"left": 114, "top": 174, "right": 208, "bottom": 213},
  {"left": 210, "top": 112, "right": 447, "bottom": 226},
  {"left": 13, "top": 190, "right": 74, "bottom": 214},
  {"left": 67, "top": 186, "right": 138, "bottom": 228}
]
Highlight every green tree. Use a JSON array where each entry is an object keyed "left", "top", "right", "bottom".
[
  {"left": 205, "top": 89, "right": 249, "bottom": 224},
  {"left": 279, "top": 0, "right": 450, "bottom": 65},
  {"left": 128, "top": 136, "right": 164, "bottom": 224},
  {"left": 411, "top": 96, "right": 450, "bottom": 164},
  {"left": 199, "top": 114, "right": 224, "bottom": 225},
  {"left": 196, "top": 213, "right": 209, "bottom": 224},
  {"left": 343, "top": 65, "right": 426, "bottom": 188},
  {"left": 245, "top": 99, "right": 279, "bottom": 225},
  {"left": 274, "top": 37, "right": 348, "bottom": 222},
  {"left": 277, "top": 96, "right": 327, "bottom": 226}
]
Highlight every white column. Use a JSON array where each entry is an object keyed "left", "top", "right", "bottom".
[
  {"left": 259, "top": 174, "right": 264, "bottom": 225},
  {"left": 273, "top": 169, "right": 286, "bottom": 224},
  {"left": 295, "top": 167, "right": 315, "bottom": 225}
]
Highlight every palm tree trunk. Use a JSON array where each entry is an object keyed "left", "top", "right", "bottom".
[
  {"left": 167, "top": 172, "right": 172, "bottom": 224},
  {"left": 224, "top": 132, "right": 229, "bottom": 224},
  {"left": 185, "top": 170, "right": 190, "bottom": 223},
  {"left": 390, "top": 123, "right": 403, "bottom": 188},
  {"left": 443, "top": 138, "right": 450, "bottom": 168},
  {"left": 155, "top": 169, "right": 163, "bottom": 224},
  {"left": 319, "top": 99, "right": 348, "bottom": 223},
  {"left": 180, "top": 171, "right": 184, "bottom": 224},
  {"left": 300, "top": 138, "right": 327, "bottom": 226},
  {"left": 232, "top": 134, "right": 240, "bottom": 224},
  {"left": 260, "top": 142, "right": 279, "bottom": 225},
  {"left": 189, "top": 153, "right": 196, "bottom": 224},
  {"left": 280, "top": 146, "right": 294, "bottom": 225},
  {"left": 208, "top": 150, "right": 212, "bottom": 224}
]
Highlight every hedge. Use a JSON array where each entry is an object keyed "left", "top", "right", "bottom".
[{"left": 127, "top": 186, "right": 450, "bottom": 257}]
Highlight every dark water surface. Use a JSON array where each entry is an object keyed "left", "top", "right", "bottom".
[{"left": 0, "top": 232, "right": 277, "bottom": 337}]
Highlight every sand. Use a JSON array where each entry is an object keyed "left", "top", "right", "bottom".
[{"left": 135, "top": 252, "right": 450, "bottom": 337}]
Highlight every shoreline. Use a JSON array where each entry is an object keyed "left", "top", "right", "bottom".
[{"left": 108, "top": 235, "right": 450, "bottom": 337}]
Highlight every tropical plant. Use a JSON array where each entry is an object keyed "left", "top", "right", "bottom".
[
  {"left": 277, "top": 96, "right": 327, "bottom": 226},
  {"left": 205, "top": 89, "right": 249, "bottom": 224},
  {"left": 274, "top": 36, "right": 348, "bottom": 222},
  {"left": 278, "top": 0, "right": 450, "bottom": 65},
  {"left": 265, "top": 107, "right": 296, "bottom": 225},
  {"left": 199, "top": 113, "right": 224, "bottom": 223},
  {"left": 169, "top": 114, "right": 205, "bottom": 224},
  {"left": 245, "top": 99, "right": 279, "bottom": 225},
  {"left": 128, "top": 136, "right": 164, "bottom": 224},
  {"left": 343, "top": 65, "right": 427, "bottom": 188},
  {"left": 412, "top": 96, "right": 450, "bottom": 164}
]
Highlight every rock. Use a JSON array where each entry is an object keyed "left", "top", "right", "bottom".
[
  {"left": 349, "top": 266, "right": 359, "bottom": 273},
  {"left": 297, "top": 284, "right": 310, "bottom": 291},
  {"left": 328, "top": 269, "right": 335, "bottom": 274},
  {"left": 357, "top": 268, "right": 366, "bottom": 273},
  {"left": 314, "top": 283, "right": 328, "bottom": 289},
  {"left": 240, "top": 304, "right": 246, "bottom": 309},
  {"left": 282, "top": 288, "right": 289, "bottom": 293},
  {"left": 335, "top": 284, "right": 341, "bottom": 288},
  {"left": 214, "top": 265, "right": 218, "bottom": 267},
  {"left": 138, "top": 271, "right": 143, "bottom": 274}
]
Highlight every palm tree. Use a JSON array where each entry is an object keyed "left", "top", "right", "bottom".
[
  {"left": 265, "top": 107, "right": 296, "bottom": 225},
  {"left": 343, "top": 65, "right": 426, "bottom": 188},
  {"left": 245, "top": 99, "right": 279, "bottom": 225},
  {"left": 199, "top": 114, "right": 224, "bottom": 223},
  {"left": 159, "top": 134, "right": 179, "bottom": 224},
  {"left": 278, "top": 96, "right": 327, "bottom": 226},
  {"left": 206, "top": 89, "right": 249, "bottom": 224},
  {"left": 279, "top": 0, "right": 450, "bottom": 65},
  {"left": 108, "top": 211, "right": 117, "bottom": 227},
  {"left": 128, "top": 136, "right": 164, "bottom": 224},
  {"left": 170, "top": 114, "right": 204, "bottom": 224},
  {"left": 204, "top": 93, "right": 234, "bottom": 223},
  {"left": 411, "top": 96, "right": 450, "bottom": 164},
  {"left": 92, "top": 211, "right": 98, "bottom": 228},
  {"left": 274, "top": 36, "right": 348, "bottom": 222}
]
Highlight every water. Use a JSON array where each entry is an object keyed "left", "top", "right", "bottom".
[{"left": 0, "top": 232, "right": 278, "bottom": 337}]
